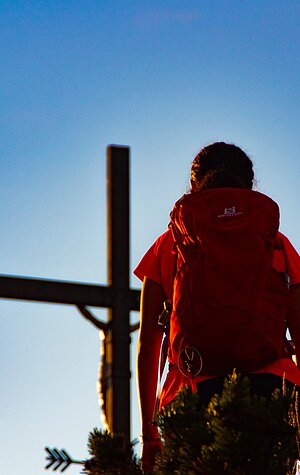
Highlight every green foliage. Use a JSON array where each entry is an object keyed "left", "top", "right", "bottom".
[
  {"left": 154, "top": 387, "right": 212, "bottom": 473},
  {"left": 82, "top": 373, "right": 299, "bottom": 474},
  {"left": 154, "top": 372, "right": 300, "bottom": 475},
  {"left": 84, "top": 428, "right": 142, "bottom": 475}
]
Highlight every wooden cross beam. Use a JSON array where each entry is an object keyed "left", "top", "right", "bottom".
[
  {"left": 0, "top": 274, "right": 140, "bottom": 309},
  {"left": 0, "top": 145, "right": 140, "bottom": 442}
]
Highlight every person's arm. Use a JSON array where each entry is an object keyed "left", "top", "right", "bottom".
[
  {"left": 286, "top": 283, "right": 300, "bottom": 367},
  {"left": 137, "top": 277, "right": 165, "bottom": 472}
]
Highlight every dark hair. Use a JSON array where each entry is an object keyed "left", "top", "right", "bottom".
[{"left": 191, "top": 142, "right": 254, "bottom": 190}]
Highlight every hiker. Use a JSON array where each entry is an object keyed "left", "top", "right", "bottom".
[{"left": 135, "top": 142, "right": 300, "bottom": 472}]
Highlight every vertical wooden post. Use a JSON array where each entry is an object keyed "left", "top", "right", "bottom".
[{"left": 106, "top": 145, "right": 131, "bottom": 440}]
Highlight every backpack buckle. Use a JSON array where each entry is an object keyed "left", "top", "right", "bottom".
[{"left": 158, "top": 300, "right": 172, "bottom": 332}]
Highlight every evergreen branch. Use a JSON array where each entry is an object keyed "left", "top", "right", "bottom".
[{"left": 44, "top": 447, "right": 84, "bottom": 473}]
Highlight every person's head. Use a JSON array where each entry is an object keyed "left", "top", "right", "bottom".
[{"left": 190, "top": 142, "right": 254, "bottom": 192}]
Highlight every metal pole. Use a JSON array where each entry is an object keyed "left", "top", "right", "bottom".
[{"left": 106, "top": 145, "right": 131, "bottom": 440}]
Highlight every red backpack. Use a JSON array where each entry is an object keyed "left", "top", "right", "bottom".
[{"left": 168, "top": 188, "right": 289, "bottom": 377}]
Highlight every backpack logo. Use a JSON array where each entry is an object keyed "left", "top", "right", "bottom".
[
  {"left": 224, "top": 206, "right": 236, "bottom": 215},
  {"left": 178, "top": 346, "right": 203, "bottom": 377},
  {"left": 218, "top": 205, "right": 243, "bottom": 218}
]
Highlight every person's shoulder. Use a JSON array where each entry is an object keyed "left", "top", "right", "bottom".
[
  {"left": 153, "top": 228, "right": 174, "bottom": 255},
  {"left": 133, "top": 228, "right": 174, "bottom": 284},
  {"left": 155, "top": 228, "right": 173, "bottom": 246},
  {"left": 277, "top": 231, "right": 300, "bottom": 285},
  {"left": 278, "top": 231, "right": 299, "bottom": 252}
]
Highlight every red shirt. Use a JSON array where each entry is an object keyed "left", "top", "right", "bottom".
[{"left": 134, "top": 229, "right": 300, "bottom": 407}]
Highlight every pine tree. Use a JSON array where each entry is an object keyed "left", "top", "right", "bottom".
[
  {"left": 84, "top": 428, "right": 142, "bottom": 474},
  {"left": 72, "top": 372, "right": 300, "bottom": 474},
  {"left": 154, "top": 372, "right": 299, "bottom": 475}
]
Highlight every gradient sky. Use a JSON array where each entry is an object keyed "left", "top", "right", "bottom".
[{"left": 1, "top": 1, "right": 300, "bottom": 474}]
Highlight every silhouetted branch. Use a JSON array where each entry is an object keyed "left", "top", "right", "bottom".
[{"left": 44, "top": 447, "right": 84, "bottom": 472}]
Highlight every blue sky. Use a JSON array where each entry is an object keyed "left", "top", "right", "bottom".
[{"left": 1, "top": 1, "right": 300, "bottom": 474}]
